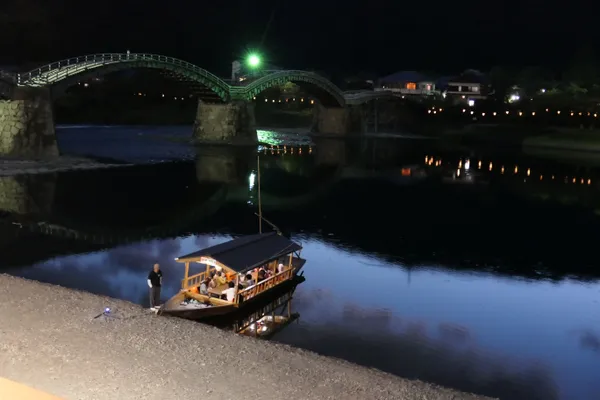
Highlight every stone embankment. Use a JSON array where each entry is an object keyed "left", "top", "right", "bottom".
[{"left": 0, "top": 275, "right": 495, "bottom": 400}]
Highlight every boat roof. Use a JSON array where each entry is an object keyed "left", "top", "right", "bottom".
[{"left": 176, "top": 232, "right": 302, "bottom": 273}]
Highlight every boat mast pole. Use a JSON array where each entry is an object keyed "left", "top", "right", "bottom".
[{"left": 257, "top": 154, "right": 262, "bottom": 234}]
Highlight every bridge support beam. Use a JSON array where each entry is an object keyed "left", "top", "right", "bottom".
[
  {"left": 193, "top": 101, "right": 257, "bottom": 145},
  {"left": 0, "top": 87, "right": 58, "bottom": 158},
  {"left": 312, "top": 105, "right": 365, "bottom": 136}
]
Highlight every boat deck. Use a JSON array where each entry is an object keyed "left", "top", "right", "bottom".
[{"left": 172, "top": 301, "right": 212, "bottom": 310}]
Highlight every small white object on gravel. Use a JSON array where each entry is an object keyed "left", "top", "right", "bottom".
[{"left": 0, "top": 275, "right": 496, "bottom": 400}]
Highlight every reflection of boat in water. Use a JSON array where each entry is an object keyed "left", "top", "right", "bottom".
[
  {"left": 159, "top": 232, "right": 306, "bottom": 321},
  {"left": 207, "top": 280, "right": 303, "bottom": 339}
]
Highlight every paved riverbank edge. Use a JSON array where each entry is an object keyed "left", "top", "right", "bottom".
[
  {"left": 0, "top": 377, "right": 63, "bottom": 399},
  {"left": 0, "top": 156, "right": 132, "bottom": 176},
  {"left": 0, "top": 275, "right": 494, "bottom": 400}
]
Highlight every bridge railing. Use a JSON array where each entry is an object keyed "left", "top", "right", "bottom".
[
  {"left": 17, "top": 53, "right": 227, "bottom": 90},
  {"left": 231, "top": 69, "right": 346, "bottom": 105}
]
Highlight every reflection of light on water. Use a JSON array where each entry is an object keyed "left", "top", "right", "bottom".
[
  {"left": 249, "top": 172, "right": 256, "bottom": 190},
  {"left": 424, "top": 154, "right": 597, "bottom": 188},
  {"left": 256, "top": 129, "right": 314, "bottom": 146}
]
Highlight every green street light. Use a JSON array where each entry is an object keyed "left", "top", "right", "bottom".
[{"left": 247, "top": 54, "right": 261, "bottom": 68}]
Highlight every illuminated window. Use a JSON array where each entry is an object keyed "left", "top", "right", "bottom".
[
  {"left": 426, "top": 84, "right": 432, "bottom": 91},
  {"left": 406, "top": 82, "right": 416, "bottom": 90},
  {"left": 471, "top": 86, "right": 479, "bottom": 92}
]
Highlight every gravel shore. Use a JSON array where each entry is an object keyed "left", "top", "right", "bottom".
[
  {"left": 0, "top": 275, "right": 495, "bottom": 400},
  {"left": 0, "top": 157, "right": 131, "bottom": 176}
]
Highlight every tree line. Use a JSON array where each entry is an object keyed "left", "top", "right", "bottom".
[{"left": 488, "top": 46, "right": 600, "bottom": 109}]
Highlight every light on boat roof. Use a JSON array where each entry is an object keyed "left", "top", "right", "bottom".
[{"left": 174, "top": 257, "right": 179, "bottom": 260}]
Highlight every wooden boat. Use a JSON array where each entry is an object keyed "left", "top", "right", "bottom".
[{"left": 159, "top": 231, "right": 306, "bottom": 321}]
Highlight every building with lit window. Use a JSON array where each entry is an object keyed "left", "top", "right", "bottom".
[
  {"left": 375, "top": 71, "right": 436, "bottom": 96},
  {"left": 442, "top": 69, "right": 489, "bottom": 104}
]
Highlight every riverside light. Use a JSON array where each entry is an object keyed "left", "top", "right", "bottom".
[{"left": 247, "top": 54, "right": 261, "bottom": 68}]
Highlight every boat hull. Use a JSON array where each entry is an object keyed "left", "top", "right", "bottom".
[{"left": 160, "top": 275, "right": 305, "bottom": 322}]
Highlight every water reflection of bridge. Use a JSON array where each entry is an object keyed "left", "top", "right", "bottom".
[
  {"left": 5, "top": 141, "right": 597, "bottom": 282},
  {"left": 0, "top": 138, "right": 426, "bottom": 236},
  {"left": 0, "top": 147, "right": 599, "bottom": 279},
  {"left": 0, "top": 138, "right": 427, "bottom": 264}
]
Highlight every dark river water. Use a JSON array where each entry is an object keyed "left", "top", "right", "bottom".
[{"left": 3, "top": 126, "right": 600, "bottom": 400}]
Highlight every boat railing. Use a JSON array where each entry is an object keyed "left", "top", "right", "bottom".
[
  {"left": 182, "top": 271, "right": 209, "bottom": 289},
  {"left": 237, "top": 268, "right": 294, "bottom": 302}
]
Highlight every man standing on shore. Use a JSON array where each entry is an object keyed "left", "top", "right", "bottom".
[{"left": 147, "top": 264, "right": 162, "bottom": 311}]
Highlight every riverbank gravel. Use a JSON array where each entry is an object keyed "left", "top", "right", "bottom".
[{"left": 0, "top": 275, "right": 495, "bottom": 400}]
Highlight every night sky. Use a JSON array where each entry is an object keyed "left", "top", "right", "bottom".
[{"left": 1, "top": 0, "right": 598, "bottom": 76}]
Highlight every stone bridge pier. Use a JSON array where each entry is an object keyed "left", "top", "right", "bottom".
[
  {"left": 0, "top": 87, "right": 59, "bottom": 158},
  {"left": 193, "top": 100, "right": 257, "bottom": 145},
  {"left": 193, "top": 99, "right": 367, "bottom": 142},
  {"left": 312, "top": 104, "right": 365, "bottom": 135}
]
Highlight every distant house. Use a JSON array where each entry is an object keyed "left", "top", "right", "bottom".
[
  {"left": 443, "top": 69, "right": 489, "bottom": 104},
  {"left": 376, "top": 71, "right": 436, "bottom": 96}
]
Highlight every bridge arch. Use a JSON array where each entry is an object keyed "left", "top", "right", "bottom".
[
  {"left": 17, "top": 53, "right": 231, "bottom": 101},
  {"left": 232, "top": 70, "right": 346, "bottom": 107}
]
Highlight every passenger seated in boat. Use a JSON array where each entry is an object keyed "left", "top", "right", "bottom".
[
  {"left": 277, "top": 263, "right": 285, "bottom": 274},
  {"left": 257, "top": 270, "right": 266, "bottom": 282},
  {"left": 199, "top": 278, "right": 210, "bottom": 295},
  {"left": 216, "top": 271, "right": 227, "bottom": 286},
  {"left": 245, "top": 274, "right": 255, "bottom": 287},
  {"left": 223, "top": 281, "right": 236, "bottom": 302},
  {"left": 208, "top": 271, "right": 217, "bottom": 288}
]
